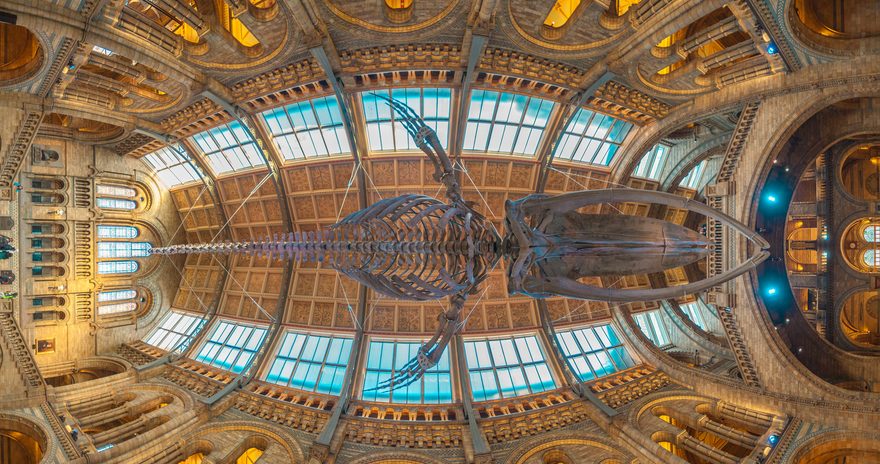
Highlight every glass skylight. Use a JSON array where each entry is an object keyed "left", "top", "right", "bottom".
[
  {"left": 464, "top": 335, "right": 556, "bottom": 401},
  {"left": 679, "top": 159, "right": 707, "bottom": 189},
  {"left": 145, "top": 311, "right": 206, "bottom": 352},
  {"left": 555, "top": 323, "right": 635, "bottom": 381},
  {"left": 142, "top": 145, "right": 203, "bottom": 188},
  {"left": 261, "top": 96, "right": 350, "bottom": 160},
  {"left": 632, "top": 143, "right": 670, "bottom": 180},
  {"left": 680, "top": 302, "right": 707, "bottom": 331},
  {"left": 97, "top": 225, "right": 138, "bottom": 239},
  {"left": 634, "top": 310, "right": 671, "bottom": 347},
  {"left": 554, "top": 109, "right": 632, "bottom": 165},
  {"left": 361, "top": 88, "right": 451, "bottom": 151},
  {"left": 264, "top": 331, "right": 352, "bottom": 395},
  {"left": 195, "top": 320, "right": 268, "bottom": 374},
  {"left": 190, "top": 121, "right": 265, "bottom": 175},
  {"left": 463, "top": 90, "right": 555, "bottom": 156},
  {"left": 362, "top": 340, "right": 452, "bottom": 404}
]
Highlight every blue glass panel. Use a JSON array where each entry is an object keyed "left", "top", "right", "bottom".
[
  {"left": 553, "top": 108, "right": 634, "bottom": 166},
  {"left": 555, "top": 324, "right": 635, "bottom": 382},
  {"left": 463, "top": 334, "right": 556, "bottom": 401},
  {"left": 194, "top": 320, "right": 268, "bottom": 374},
  {"left": 190, "top": 121, "right": 265, "bottom": 175},
  {"left": 261, "top": 96, "right": 350, "bottom": 160},
  {"left": 362, "top": 339, "right": 452, "bottom": 404},
  {"left": 463, "top": 90, "right": 556, "bottom": 156},
  {"left": 144, "top": 311, "right": 205, "bottom": 351},
  {"left": 264, "top": 331, "right": 352, "bottom": 395},
  {"left": 142, "top": 145, "right": 202, "bottom": 188}
]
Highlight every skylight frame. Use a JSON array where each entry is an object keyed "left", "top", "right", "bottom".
[
  {"left": 555, "top": 322, "right": 636, "bottom": 382},
  {"left": 463, "top": 89, "right": 557, "bottom": 157},
  {"left": 361, "top": 338, "right": 453, "bottom": 404},
  {"left": 632, "top": 143, "right": 671, "bottom": 180},
  {"left": 144, "top": 310, "right": 206, "bottom": 352},
  {"left": 360, "top": 87, "right": 452, "bottom": 152},
  {"left": 554, "top": 108, "right": 633, "bottom": 166},
  {"left": 264, "top": 330, "right": 353, "bottom": 396},
  {"left": 194, "top": 319, "right": 269, "bottom": 374},
  {"left": 463, "top": 334, "right": 557, "bottom": 401},
  {"left": 190, "top": 120, "right": 267, "bottom": 176},
  {"left": 141, "top": 145, "right": 203, "bottom": 188},
  {"left": 261, "top": 95, "right": 352, "bottom": 161}
]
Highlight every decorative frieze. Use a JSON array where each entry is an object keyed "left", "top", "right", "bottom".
[
  {"left": 591, "top": 366, "right": 672, "bottom": 409},
  {"left": 232, "top": 59, "right": 325, "bottom": 103},
  {"left": 233, "top": 389, "right": 330, "bottom": 433},
  {"left": 343, "top": 415, "right": 465, "bottom": 448},
  {"left": 479, "top": 48, "right": 587, "bottom": 90},
  {"left": 594, "top": 80, "right": 670, "bottom": 120},
  {"left": 338, "top": 44, "right": 462, "bottom": 75}
]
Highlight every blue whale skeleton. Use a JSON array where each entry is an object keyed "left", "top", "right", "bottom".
[{"left": 152, "top": 95, "right": 769, "bottom": 391}]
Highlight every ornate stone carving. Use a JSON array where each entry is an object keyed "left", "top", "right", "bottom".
[
  {"left": 592, "top": 366, "right": 673, "bottom": 409},
  {"left": 594, "top": 80, "right": 671, "bottom": 120},
  {"left": 338, "top": 44, "right": 463, "bottom": 75}
]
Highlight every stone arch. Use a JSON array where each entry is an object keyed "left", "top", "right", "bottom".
[
  {"left": 187, "top": 420, "right": 305, "bottom": 464},
  {"left": 785, "top": 0, "right": 880, "bottom": 58},
  {"left": 505, "top": 431, "right": 632, "bottom": 464},
  {"left": 790, "top": 429, "right": 880, "bottom": 463},
  {"left": 0, "top": 23, "right": 44, "bottom": 87},
  {"left": 660, "top": 134, "right": 728, "bottom": 192},
  {"left": 43, "top": 356, "right": 131, "bottom": 387},
  {"left": 0, "top": 412, "right": 52, "bottom": 464},
  {"left": 347, "top": 451, "right": 448, "bottom": 464}
]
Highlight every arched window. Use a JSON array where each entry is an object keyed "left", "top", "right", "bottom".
[
  {"left": 97, "top": 302, "right": 137, "bottom": 316},
  {"left": 98, "top": 289, "right": 139, "bottom": 316},
  {"left": 97, "top": 225, "right": 138, "bottom": 239},
  {"left": 98, "top": 260, "right": 138, "bottom": 274},
  {"left": 865, "top": 225, "right": 880, "bottom": 242},
  {"left": 97, "top": 198, "right": 136, "bottom": 210},
  {"left": 97, "top": 242, "right": 152, "bottom": 258},
  {"left": 864, "top": 249, "right": 880, "bottom": 267},
  {"left": 96, "top": 185, "right": 136, "bottom": 198},
  {"left": 98, "top": 289, "right": 137, "bottom": 302}
]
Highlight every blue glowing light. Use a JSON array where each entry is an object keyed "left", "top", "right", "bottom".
[
  {"left": 767, "top": 43, "right": 778, "bottom": 54},
  {"left": 767, "top": 288, "right": 777, "bottom": 296},
  {"left": 767, "top": 194, "right": 777, "bottom": 202},
  {"left": 768, "top": 434, "right": 780, "bottom": 446}
]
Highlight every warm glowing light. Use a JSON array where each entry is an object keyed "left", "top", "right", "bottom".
[
  {"left": 384, "top": 0, "right": 413, "bottom": 8},
  {"left": 544, "top": 0, "right": 581, "bottom": 28},
  {"left": 236, "top": 448, "right": 264, "bottom": 464},
  {"left": 616, "top": 0, "right": 641, "bottom": 15},
  {"left": 218, "top": 1, "right": 260, "bottom": 48}
]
